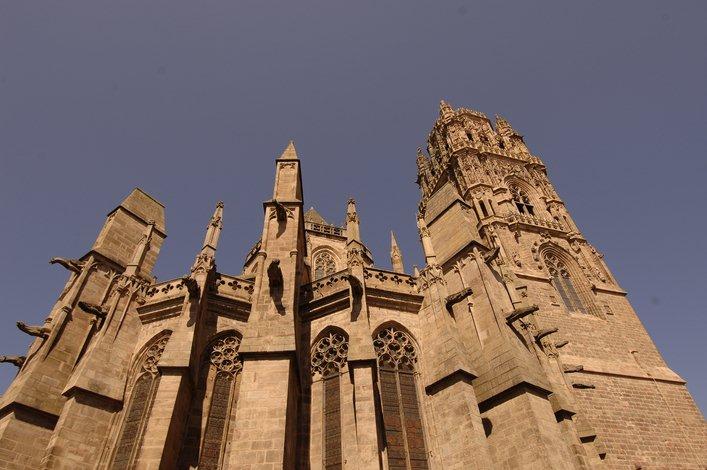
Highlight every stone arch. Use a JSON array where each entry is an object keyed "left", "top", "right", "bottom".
[
  {"left": 310, "top": 326, "right": 349, "bottom": 469},
  {"left": 311, "top": 247, "right": 340, "bottom": 280},
  {"left": 109, "top": 330, "right": 172, "bottom": 470},
  {"left": 540, "top": 244, "right": 599, "bottom": 316},
  {"left": 372, "top": 322, "right": 429, "bottom": 469},
  {"left": 177, "top": 330, "right": 243, "bottom": 470},
  {"left": 505, "top": 175, "right": 545, "bottom": 216}
]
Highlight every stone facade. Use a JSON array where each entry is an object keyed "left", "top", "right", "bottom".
[{"left": 1, "top": 102, "right": 705, "bottom": 469}]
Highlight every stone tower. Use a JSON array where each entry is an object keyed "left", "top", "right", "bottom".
[{"left": 0, "top": 106, "right": 705, "bottom": 469}]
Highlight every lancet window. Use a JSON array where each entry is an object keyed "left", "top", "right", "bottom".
[
  {"left": 313, "top": 251, "right": 336, "bottom": 280},
  {"left": 110, "top": 332, "right": 171, "bottom": 469},
  {"left": 510, "top": 185, "right": 535, "bottom": 216},
  {"left": 373, "top": 327, "right": 429, "bottom": 470},
  {"left": 177, "top": 333, "right": 243, "bottom": 469},
  {"left": 544, "top": 253, "right": 586, "bottom": 314},
  {"left": 311, "top": 331, "right": 349, "bottom": 469}
]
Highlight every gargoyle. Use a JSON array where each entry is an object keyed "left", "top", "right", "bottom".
[
  {"left": 554, "top": 340, "right": 569, "bottom": 349},
  {"left": 347, "top": 274, "right": 363, "bottom": 298},
  {"left": 16, "top": 322, "right": 50, "bottom": 339},
  {"left": 78, "top": 301, "right": 107, "bottom": 319},
  {"left": 563, "top": 364, "right": 584, "bottom": 374},
  {"left": 571, "top": 382, "right": 595, "bottom": 389},
  {"left": 534, "top": 327, "right": 559, "bottom": 342},
  {"left": 483, "top": 246, "right": 500, "bottom": 264},
  {"left": 272, "top": 200, "right": 288, "bottom": 222},
  {"left": 445, "top": 287, "right": 473, "bottom": 310},
  {"left": 268, "top": 259, "right": 283, "bottom": 290},
  {"left": 0, "top": 355, "right": 26, "bottom": 368},
  {"left": 505, "top": 304, "right": 539, "bottom": 323},
  {"left": 50, "top": 257, "right": 84, "bottom": 273},
  {"left": 181, "top": 277, "right": 200, "bottom": 298}
]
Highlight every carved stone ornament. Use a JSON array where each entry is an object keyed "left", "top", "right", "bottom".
[
  {"left": 346, "top": 247, "right": 364, "bottom": 267},
  {"left": 49, "top": 257, "right": 84, "bottom": 273},
  {"left": 445, "top": 287, "right": 473, "bottom": 310},
  {"left": 78, "top": 301, "right": 107, "bottom": 319},
  {"left": 181, "top": 276, "right": 200, "bottom": 298},
  {"left": 417, "top": 264, "right": 444, "bottom": 291},
  {"left": 310, "top": 332, "right": 348, "bottom": 378},
  {"left": 142, "top": 336, "right": 170, "bottom": 374},
  {"left": 0, "top": 356, "right": 25, "bottom": 368},
  {"left": 16, "top": 322, "right": 50, "bottom": 339},
  {"left": 191, "top": 252, "right": 215, "bottom": 275},
  {"left": 267, "top": 259, "right": 283, "bottom": 289},
  {"left": 373, "top": 327, "right": 418, "bottom": 372},
  {"left": 270, "top": 200, "right": 293, "bottom": 222},
  {"left": 209, "top": 335, "right": 242, "bottom": 375}
]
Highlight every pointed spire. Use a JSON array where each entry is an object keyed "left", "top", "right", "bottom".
[
  {"left": 439, "top": 99, "right": 454, "bottom": 119},
  {"left": 345, "top": 198, "right": 361, "bottom": 243},
  {"left": 417, "top": 215, "right": 437, "bottom": 265},
  {"left": 495, "top": 115, "right": 522, "bottom": 138},
  {"left": 202, "top": 201, "right": 224, "bottom": 252},
  {"left": 124, "top": 219, "right": 155, "bottom": 277},
  {"left": 277, "top": 140, "right": 299, "bottom": 160},
  {"left": 390, "top": 231, "right": 404, "bottom": 273}
]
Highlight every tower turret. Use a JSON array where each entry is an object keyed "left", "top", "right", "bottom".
[{"left": 390, "top": 231, "right": 405, "bottom": 273}]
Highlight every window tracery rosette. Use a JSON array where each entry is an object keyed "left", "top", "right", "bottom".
[
  {"left": 142, "top": 335, "right": 170, "bottom": 374},
  {"left": 314, "top": 251, "right": 337, "bottom": 280},
  {"left": 544, "top": 253, "right": 570, "bottom": 279},
  {"left": 209, "top": 335, "right": 243, "bottom": 375},
  {"left": 310, "top": 332, "right": 348, "bottom": 379},
  {"left": 373, "top": 327, "right": 418, "bottom": 372}
]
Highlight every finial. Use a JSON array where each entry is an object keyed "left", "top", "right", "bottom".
[
  {"left": 278, "top": 140, "right": 299, "bottom": 160},
  {"left": 345, "top": 198, "right": 361, "bottom": 243},
  {"left": 390, "top": 231, "right": 404, "bottom": 273},
  {"left": 439, "top": 99, "right": 454, "bottom": 118}
]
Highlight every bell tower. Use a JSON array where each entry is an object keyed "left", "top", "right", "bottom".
[{"left": 414, "top": 100, "right": 704, "bottom": 468}]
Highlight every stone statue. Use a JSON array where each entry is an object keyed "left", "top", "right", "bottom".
[{"left": 49, "top": 257, "right": 84, "bottom": 273}]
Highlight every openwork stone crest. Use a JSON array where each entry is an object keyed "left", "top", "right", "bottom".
[
  {"left": 142, "top": 335, "right": 170, "bottom": 374},
  {"left": 373, "top": 327, "right": 418, "bottom": 371},
  {"left": 311, "top": 332, "right": 348, "bottom": 378},
  {"left": 209, "top": 335, "right": 242, "bottom": 375}
]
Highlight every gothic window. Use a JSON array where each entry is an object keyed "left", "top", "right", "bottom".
[
  {"left": 111, "top": 333, "right": 171, "bottom": 469},
  {"left": 314, "top": 251, "right": 336, "bottom": 280},
  {"left": 199, "top": 335, "right": 243, "bottom": 469},
  {"left": 510, "top": 185, "right": 535, "bottom": 216},
  {"left": 373, "top": 327, "right": 429, "bottom": 470},
  {"left": 544, "top": 253, "right": 585, "bottom": 314},
  {"left": 177, "top": 333, "right": 243, "bottom": 469},
  {"left": 311, "top": 331, "right": 349, "bottom": 470}
]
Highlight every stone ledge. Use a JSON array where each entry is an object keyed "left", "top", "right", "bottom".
[{"left": 560, "top": 354, "right": 685, "bottom": 384}]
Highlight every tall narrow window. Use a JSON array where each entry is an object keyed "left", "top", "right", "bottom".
[
  {"left": 314, "top": 252, "right": 337, "bottom": 280},
  {"left": 374, "top": 327, "right": 429, "bottom": 470},
  {"left": 544, "top": 253, "right": 586, "bottom": 314},
  {"left": 510, "top": 185, "right": 535, "bottom": 216},
  {"left": 311, "top": 331, "right": 349, "bottom": 470},
  {"left": 111, "top": 333, "right": 171, "bottom": 469},
  {"left": 199, "top": 335, "right": 243, "bottom": 470}
]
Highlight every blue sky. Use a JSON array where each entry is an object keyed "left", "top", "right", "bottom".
[{"left": 1, "top": 1, "right": 705, "bottom": 412}]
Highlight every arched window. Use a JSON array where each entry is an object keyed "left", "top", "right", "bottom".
[
  {"left": 111, "top": 332, "right": 171, "bottom": 469},
  {"left": 510, "top": 185, "right": 535, "bottom": 215},
  {"left": 313, "top": 251, "right": 336, "bottom": 280},
  {"left": 177, "top": 333, "right": 243, "bottom": 469},
  {"left": 374, "top": 327, "right": 429, "bottom": 470},
  {"left": 544, "top": 253, "right": 586, "bottom": 314},
  {"left": 311, "top": 331, "right": 349, "bottom": 469}
]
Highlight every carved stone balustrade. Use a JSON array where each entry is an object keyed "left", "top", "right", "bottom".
[{"left": 506, "top": 212, "right": 565, "bottom": 233}]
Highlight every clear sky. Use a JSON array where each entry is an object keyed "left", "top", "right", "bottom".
[{"left": 1, "top": 1, "right": 705, "bottom": 412}]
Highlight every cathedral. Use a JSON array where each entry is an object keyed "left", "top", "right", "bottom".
[{"left": 1, "top": 101, "right": 705, "bottom": 469}]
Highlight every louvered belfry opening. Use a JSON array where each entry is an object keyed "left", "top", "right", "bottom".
[
  {"left": 311, "top": 331, "right": 349, "bottom": 469},
  {"left": 374, "top": 327, "right": 429, "bottom": 470},
  {"left": 111, "top": 333, "right": 171, "bottom": 469}
]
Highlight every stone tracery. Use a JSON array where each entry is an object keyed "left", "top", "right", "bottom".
[{"left": 311, "top": 331, "right": 348, "bottom": 377}]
